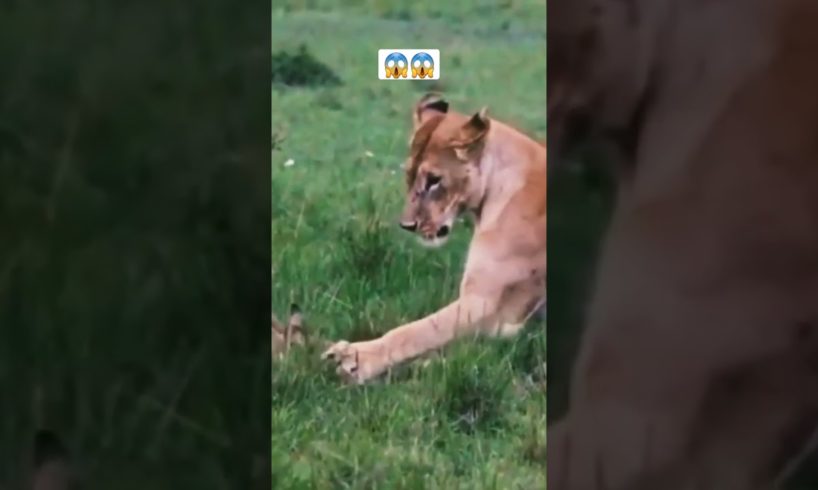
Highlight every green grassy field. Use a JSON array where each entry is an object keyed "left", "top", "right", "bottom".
[{"left": 271, "top": 2, "right": 547, "bottom": 488}]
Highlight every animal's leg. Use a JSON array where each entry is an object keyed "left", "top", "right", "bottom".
[{"left": 322, "top": 294, "right": 500, "bottom": 383}]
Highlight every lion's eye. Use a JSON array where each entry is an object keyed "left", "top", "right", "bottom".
[{"left": 425, "top": 174, "right": 442, "bottom": 191}]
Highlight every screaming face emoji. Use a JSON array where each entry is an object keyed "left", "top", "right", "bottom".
[
  {"left": 384, "top": 52, "right": 408, "bottom": 79},
  {"left": 410, "top": 52, "right": 434, "bottom": 79}
]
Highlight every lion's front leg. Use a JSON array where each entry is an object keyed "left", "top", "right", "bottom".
[{"left": 322, "top": 295, "right": 499, "bottom": 383}]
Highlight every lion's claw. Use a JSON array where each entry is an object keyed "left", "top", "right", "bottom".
[{"left": 321, "top": 340, "right": 386, "bottom": 384}]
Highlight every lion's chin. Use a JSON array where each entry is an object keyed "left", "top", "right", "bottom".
[
  {"left": 416, "top": 220, "right": 453, "bottom": 249},
  {"left": 417, "top": 235, "right": 449, "bottom": 249}
]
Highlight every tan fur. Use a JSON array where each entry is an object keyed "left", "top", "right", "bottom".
[
  {"left": 271, "top": 304, "right": 306, "bottom": 359},
  {"left": 322, "top": 94, "right": 546, "bottom": 383},
  {"left": 549, "top": 0, "right": 818, "bottom": 488}
]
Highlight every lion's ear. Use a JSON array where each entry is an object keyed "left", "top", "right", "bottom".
[
  {"left": 451, "top": 107, "right": 490, "bottom": 160},
  {"left": 413, "top": 93, "right": 449, "bottom": 129}
]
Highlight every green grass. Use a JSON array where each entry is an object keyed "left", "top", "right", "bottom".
[{"left": 271, "top": 1, "right": 546, "bottom": 488}]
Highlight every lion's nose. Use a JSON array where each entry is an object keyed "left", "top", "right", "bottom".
[{"left": 399, "top": 221, "right": 418, "bottom": 232}]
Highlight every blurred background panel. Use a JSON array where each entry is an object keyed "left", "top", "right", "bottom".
[{"left": 0, "top": 1, "right": 270, "bottom": 487}]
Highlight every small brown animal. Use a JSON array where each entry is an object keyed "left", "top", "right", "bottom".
[{"left": 271, "top": 304, "right": 307, "bottom": 359}]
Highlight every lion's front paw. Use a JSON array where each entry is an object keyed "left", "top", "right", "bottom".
[{"left": 321, "top": 340, "right": 388, "bottom": 384}]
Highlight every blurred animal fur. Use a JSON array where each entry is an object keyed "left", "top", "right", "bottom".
[
  {"left": 271, "top": 304, "right": 306, "bottom": 359},
  {"left": 548, "top": 0, "right": 818, "bottom": 488}
]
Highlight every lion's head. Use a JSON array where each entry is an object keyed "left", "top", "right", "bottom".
[{"left": 398, "top": 94, "right": 491, "bottom": 247}]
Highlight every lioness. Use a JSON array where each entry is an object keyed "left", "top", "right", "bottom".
[
  {"left": 549, "top": 0, "right": 818, "bottom": 488},
  {"left": 322, "top": 94, "right": 546, "bottom": 383}
]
